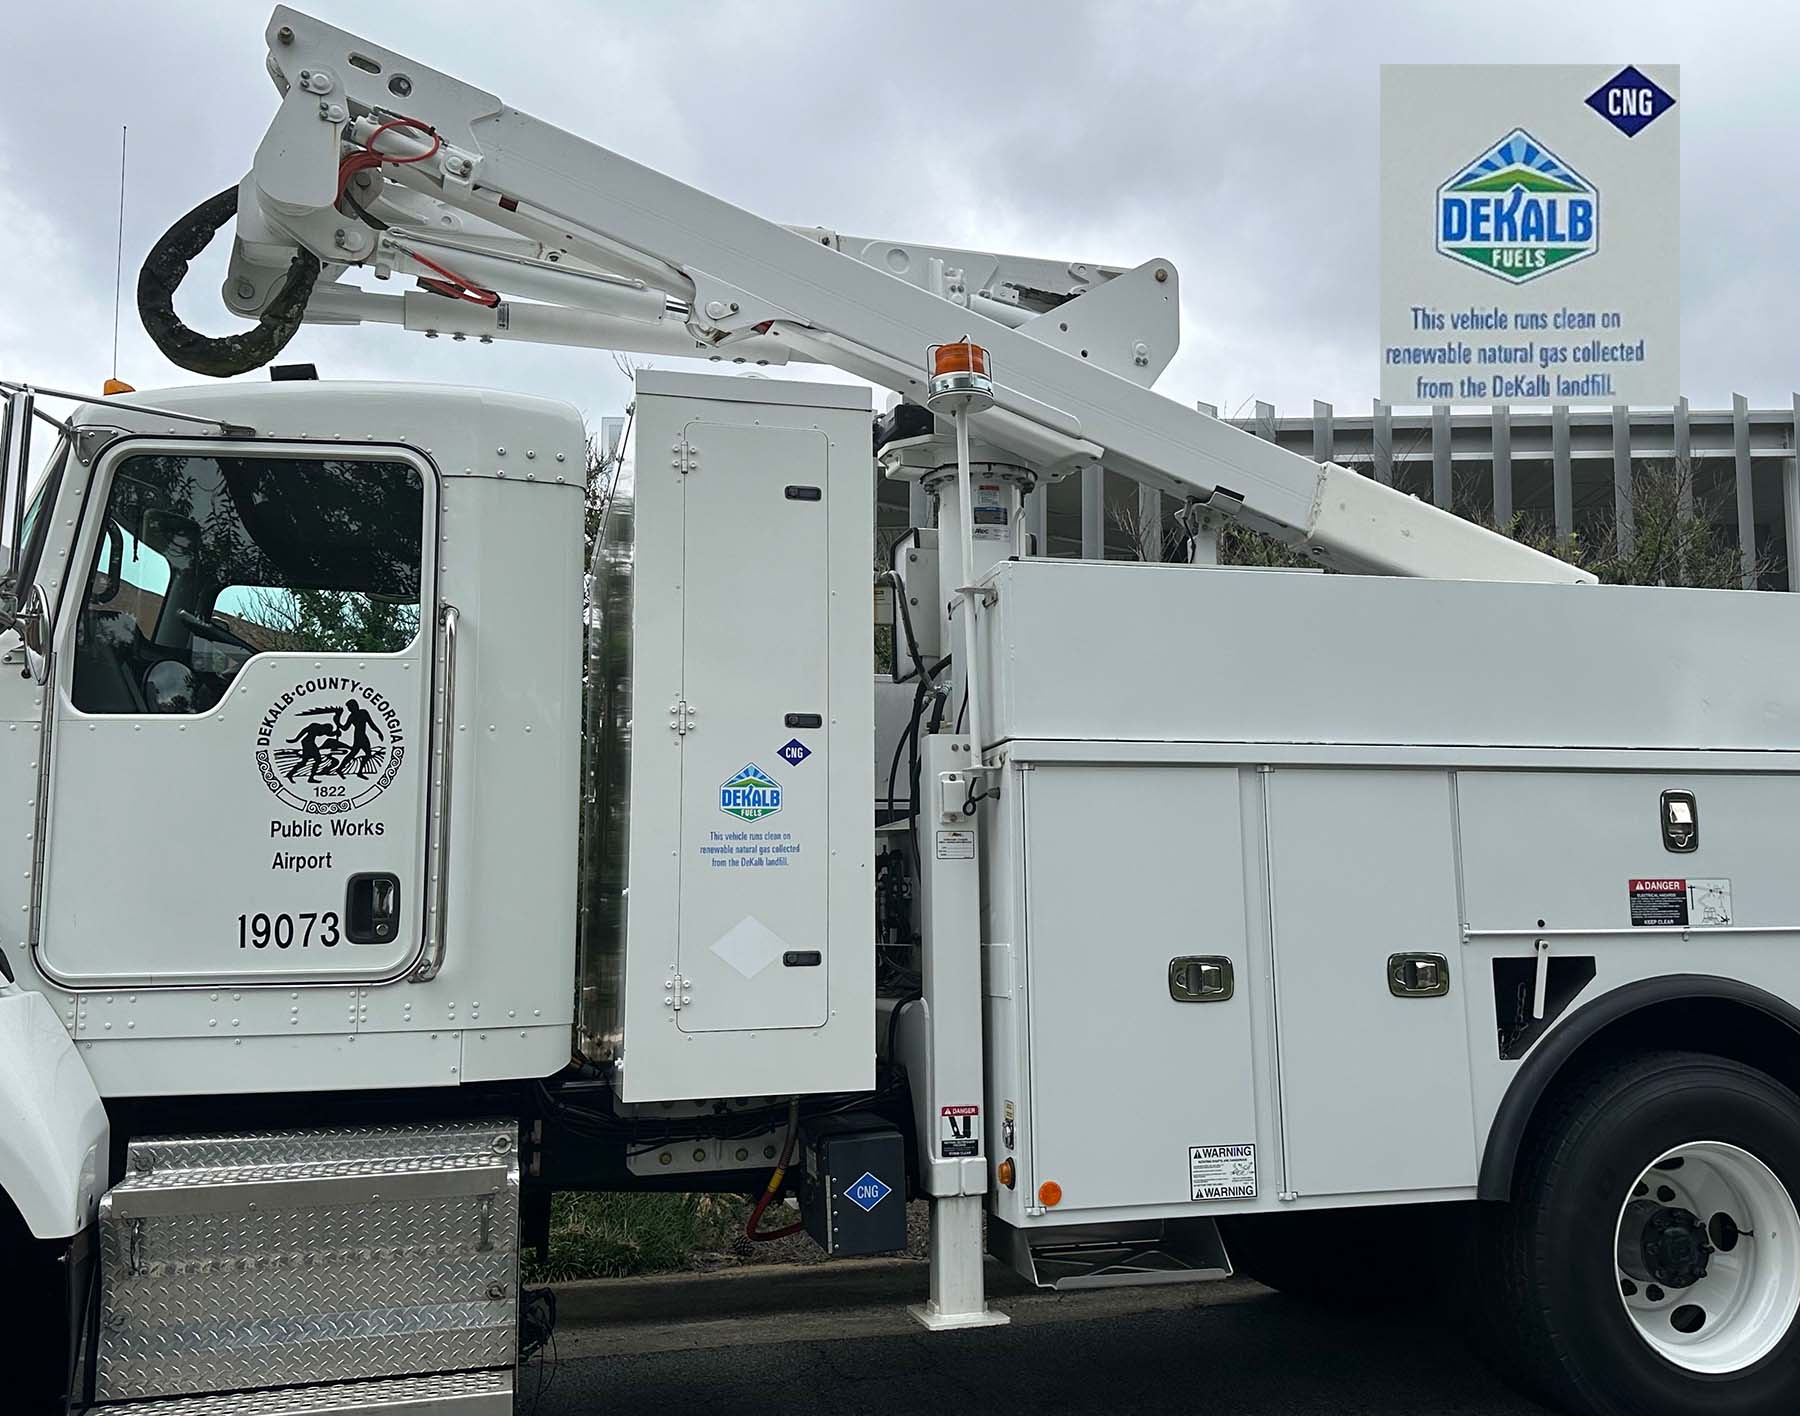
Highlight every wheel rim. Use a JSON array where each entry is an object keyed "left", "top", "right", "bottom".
[{"left": 1613, "top": 1140, "right": 1800, "bottom": 1374}]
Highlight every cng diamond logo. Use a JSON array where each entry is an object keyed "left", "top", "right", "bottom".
[
  {"left": 844, "top": 1171, "right": 892, "bottom": 1212},
  {"left": 1437, "top": 129, "right": 1597, "bottom": 285},
  {"left": 1585, "top": 65, "right": 1674, "bottom": 138},
  {"left": 719, "top": 763, "right": 782, "bottom": 822}
]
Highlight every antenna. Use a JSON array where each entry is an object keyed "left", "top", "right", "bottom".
[{"left": 110, "top": 125, "right": 128, "bottom": 383}]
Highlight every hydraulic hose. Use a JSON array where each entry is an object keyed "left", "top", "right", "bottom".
[
  {"left": 746, "top": 1100, "right": 804, "bottom": 1242},
  {"left": 138, "top": 184, "right": 321, "bottom": 377}
]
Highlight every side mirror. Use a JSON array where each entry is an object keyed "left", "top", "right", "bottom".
[
  {"left": 16, "top": 582, "right": 50, "bottom": 685},
  {"left": 1, "top": 389, "right": 33, "bottom": 586}
]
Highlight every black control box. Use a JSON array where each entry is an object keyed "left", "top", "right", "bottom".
[{"left": 799, "top": 1113, "right": 907, "bottom": 1257}]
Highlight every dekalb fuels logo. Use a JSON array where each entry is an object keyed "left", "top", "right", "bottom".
[
  {"left": 1437, "top": 129, "right": 1597, "bottom": 285},
  {"left": 255, "top": 676, "right": 405, "bottom": 814},
  {"left": 719, "top": 763, "right": 781, "bottom": 822}
]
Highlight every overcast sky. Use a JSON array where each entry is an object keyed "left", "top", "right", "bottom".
[{"left": 1, "top": 1, "right": 1794, "bottom": 435}]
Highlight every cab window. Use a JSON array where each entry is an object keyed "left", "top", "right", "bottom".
[{"left": 72, "top": 451, "right": 424, "bottom": 715}]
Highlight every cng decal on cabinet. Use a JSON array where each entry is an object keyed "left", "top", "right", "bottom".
[{"left": 702, "top": 763, "right": 801, "bottom": 873}]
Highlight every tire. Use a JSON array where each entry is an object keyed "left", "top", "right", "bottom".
[
  {"left": 1483, "top": 1050, "right": 1800, "bottom": 1416},
  {"left": 1220, "top": 1203, "right": 1460, "bottom": 1306},
  {"left": 0, "top": 1198, "right": 84, "bottom": 1416}
]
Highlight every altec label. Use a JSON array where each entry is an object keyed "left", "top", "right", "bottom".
[{"left": 1437, "top": 129, "right": 1597, "bottom": 284}]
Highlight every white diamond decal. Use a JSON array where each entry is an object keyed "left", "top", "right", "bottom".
[{"left": 709, "top": 915, "right": 789, "bottom": 980}]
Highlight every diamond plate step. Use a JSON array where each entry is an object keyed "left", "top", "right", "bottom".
[
  {"left": 92, "top": 1368, "right": 513, "bottom": 1415},
  {"left": 96, "top": 1122, "right": 519, "bottom": 1404}
]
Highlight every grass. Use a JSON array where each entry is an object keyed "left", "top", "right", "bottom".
[{"left": 523, "top": 1192, "right": 755, "bottom": 1282}]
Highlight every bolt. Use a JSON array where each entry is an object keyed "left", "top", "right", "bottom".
[
  {"left": 389, "top": 73, "right": 413, "bottom": 98},
  {"left": 235, "top": 279, "right": 257, "bottom": 301},
  {"left": 277, "top": 25, "right": 294, "bottom": 43},
  {"left": 486, "top": 1281, "right": 507, "bottom": 1300},
  {"left": 1155, "top": 267, "right": 1168, "bottom": 283},
  {"left": 334, "top": 227, "right": 351, "bottom": 249},
  {"left": 299, "top": 69, "right": 311, "bottom": 82}
]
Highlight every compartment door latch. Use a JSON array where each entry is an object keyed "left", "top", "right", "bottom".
[
  {"left": 1661, "top": 789, "right": 1698, "bottom": 852},
  {"left": 1388, "top": 952, "right": 1451, "bottom": 998},
  {"left": 1169, "top": 956, "right": 1234, "bottom": 1003}
]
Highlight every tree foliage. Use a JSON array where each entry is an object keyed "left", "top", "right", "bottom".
[{"left": 232, "top": 587, "right": 419, "bottom": 654}]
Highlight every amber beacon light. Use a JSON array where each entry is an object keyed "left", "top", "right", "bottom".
[{"left": 925, "top": 339, "right": 995, "bottom": 414}]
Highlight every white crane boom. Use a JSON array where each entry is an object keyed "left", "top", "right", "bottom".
[{"left": 185, "top": 6, "right": 1592, "bottom": 584}]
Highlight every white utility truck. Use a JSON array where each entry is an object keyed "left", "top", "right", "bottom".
[{"left": 4, "top": 11, "right": 1799, "bottom": 1416}]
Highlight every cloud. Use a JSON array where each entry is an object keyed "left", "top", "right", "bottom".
[{"left": 0, "top": 0, "right": 1795, "bottom": 429}]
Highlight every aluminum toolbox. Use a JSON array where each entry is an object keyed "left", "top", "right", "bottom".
[{"left": 95, "top": 1121, "right": 519, "bottom": 1402}]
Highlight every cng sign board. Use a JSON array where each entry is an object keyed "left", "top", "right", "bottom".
[{"left": 1381, "top": 66, "right": 1678, "bottom": 407}]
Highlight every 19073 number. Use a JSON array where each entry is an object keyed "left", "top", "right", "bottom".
[{"left": 238, "top": 912, "right": 341, "bottom": 948}]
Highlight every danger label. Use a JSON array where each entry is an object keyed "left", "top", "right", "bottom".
[
  {"left": 1190, "top": 1143, "right": 1257, "bottom": 1201},
  {"left": 1629, "top": 878, "right": 1733, "bottom": 928},
  {"left": 941, "top": 1105, "right": 980, "bottom": 1158}
]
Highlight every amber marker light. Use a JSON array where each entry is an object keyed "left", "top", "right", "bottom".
[{"left": 1038, "top": 1180, "right": 1063, "bottom": 1208}]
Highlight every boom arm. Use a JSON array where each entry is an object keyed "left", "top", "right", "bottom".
[{"left": 178, "top": 6, "right": 1591, "bottom": 584}]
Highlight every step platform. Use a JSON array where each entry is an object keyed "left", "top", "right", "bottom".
[
  {"left": 95, "top": 1121, "right": 519, "bottom": 1404},
  {"left": 990, "top": 1215, "right": 1233, "bottom": 1290},
  {"left": 94, "top": 1369, "right": 513, "bottom": 1416}
]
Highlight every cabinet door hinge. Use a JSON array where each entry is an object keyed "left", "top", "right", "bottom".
[{"left": 668, "top": 700, "right": 697, "bottom": 735}]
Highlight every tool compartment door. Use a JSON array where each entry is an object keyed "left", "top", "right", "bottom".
[
  {"left": 38, "top": 440, "right": 437, "bottom": 987},
  {"left": 674, "top": 422, "right": 831, "bottom": 1033},
  {"left": 1266, "top": 768, "right": 1475, "bottom": 1197},
  {"left": 1022, "top": 764, "right": 1257, "bottom": 1212}
]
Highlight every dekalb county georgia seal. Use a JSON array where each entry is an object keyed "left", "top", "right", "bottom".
[{"left": 255, "top": 676, "right": 406, "bottom": 814}]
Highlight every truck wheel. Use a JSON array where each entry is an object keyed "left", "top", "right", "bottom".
[
  {"left": 1485, "top": 1050, "right": 1800, "bottom": 1416},
  {"left": 0, "top": 1231, "right": 70, "bottom": 1415}
]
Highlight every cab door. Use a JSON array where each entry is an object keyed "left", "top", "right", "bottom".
[{"left": 36, "top": 439, "right": 438, "bottom": 988}]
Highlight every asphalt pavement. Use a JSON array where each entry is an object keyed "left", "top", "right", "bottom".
[{"left": 523, "top": 1261, "right": 1555, "bottom": 1416}]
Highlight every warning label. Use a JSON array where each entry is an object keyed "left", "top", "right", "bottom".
[
  {"left": 936, "top": 829, "right": 975, "bottom": 860},
  {"left": 941, "top": 1105, "right": 980, "bottom": 1158},
  {"left": 1629, "top": 878, "right": 1733, "bottom": 928},
  {"left": 1189, "top": 1143, "right": 1257, "bottom": 1201},
  {"left": 971, "top": 482, "right": 1010, "bottom": 541}
]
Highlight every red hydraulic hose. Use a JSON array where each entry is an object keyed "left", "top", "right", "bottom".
[{"left": 746, "top": 1100, "right": 803, "bottom": 1242}]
